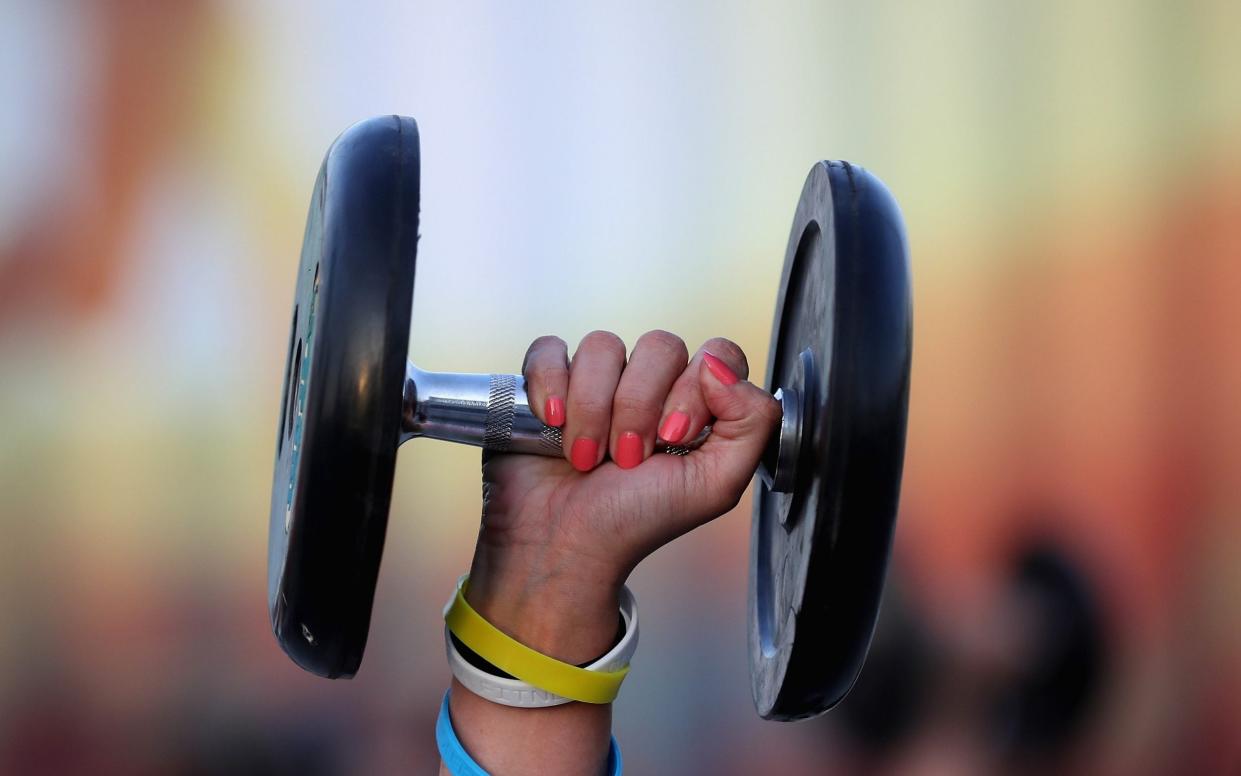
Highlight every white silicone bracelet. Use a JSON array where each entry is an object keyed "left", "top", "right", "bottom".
[{"left": 444, "top": 582, "right": 640, "bottom": 708}]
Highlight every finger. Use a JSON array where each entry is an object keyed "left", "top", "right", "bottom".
[
  {"left": 685, "top": 351, "right": 783, "bottom": 514},
  {"left": 609, "top": 330, "right": 688, "bottom": 469},
  {"left": 656, "top": 337, "right": 750, "bottom": 444},
  {"left": 521, "top": 335, "right": 570, "bottom": 427},
  {"left": 564, "top": 330, "right": 627, "bottom": 472}
]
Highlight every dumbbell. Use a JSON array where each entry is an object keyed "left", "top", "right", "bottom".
[{"left": 266, "top": 115, "right": 912, "bottom": 721}]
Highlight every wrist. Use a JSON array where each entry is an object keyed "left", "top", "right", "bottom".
[{"left": 466, "top": 540, "right": 625, "bottom": 665}]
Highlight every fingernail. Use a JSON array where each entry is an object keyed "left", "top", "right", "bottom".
[
  {"left": 616, "top": 432, "right": 643, "bottom": 469},
  {"left": 702, "top": 351, "right": 739, "bottom": 386},
  {"left": 570, "top": 437, "right": 598, "bottom": 472},
  {"left": 545, "top": 395, "right": 565, "bottom": 427},
  {"left": 659, "top": 411, "right": 691, "bottom": 443}
]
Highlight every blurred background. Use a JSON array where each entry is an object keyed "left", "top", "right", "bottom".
[{"left": 1, "top": 1, "right": 1238, "bottom": 773}]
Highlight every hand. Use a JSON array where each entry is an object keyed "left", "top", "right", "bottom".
[{"left": 464, "top": 329, "right": 783, "bottom": 663}]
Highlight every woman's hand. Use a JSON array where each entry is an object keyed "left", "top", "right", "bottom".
[
  {"left": 447, "top": 330, "right": 780, "bottom": 776},
  {"left": 465, "top": 330, "right": 783, "bottom": 663}
]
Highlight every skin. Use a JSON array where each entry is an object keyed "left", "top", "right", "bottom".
[{"left": 439, "top": 330, "right": 782, "bottom": 776}]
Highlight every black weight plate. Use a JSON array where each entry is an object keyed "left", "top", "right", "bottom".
[
  {"left": 749, "top": 161, "right": 912, "bottom": 719},
  {"left": 268, "top": 115, "right": 420, "bottom": 678}
]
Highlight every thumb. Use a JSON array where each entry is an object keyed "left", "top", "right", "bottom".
[{"left": 689, "top": 352, "right": 783, "bottom": 510}]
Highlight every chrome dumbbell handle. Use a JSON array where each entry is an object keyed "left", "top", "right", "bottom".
[
  {"left": 400, "top": 363, "right": 700, "bottom": 457},
  {"left": 400, "top": 360, "right": 803, "bottom": 491}
]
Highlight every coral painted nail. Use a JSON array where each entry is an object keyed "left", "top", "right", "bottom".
[
  {"left": 659, "top": 411, "right": 691, "bottom": 443},
  {"left": 571, "top": 437, "right": 598, "bottom": 472},
  {"left": 616, "top": 432, "right": 643, "bottom": 469},
  {"left": 702, "top": 351, "right": 739, "bottom": 385},
  {"left": 545, "top": 395, "right": 565, "bottom": 427}
]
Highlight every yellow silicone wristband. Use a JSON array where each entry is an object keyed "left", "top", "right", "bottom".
[{"left": 443, "top": 576, "right": 629, "bottom": 704}]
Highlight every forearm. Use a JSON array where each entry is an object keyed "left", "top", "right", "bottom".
[{"left": 443, "top": 678, "right": 612, "bottom": 776}]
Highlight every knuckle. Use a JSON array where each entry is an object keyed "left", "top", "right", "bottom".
[
  {"left": 638, "top": 329, "right": 688, "bottom": 360},
  {"left": 533, "top": 355, "right": 568, "bottom": 379},
  {"left": 533, "top": 367, "right": 567, "bottom": 393},
  {"left": 612, "top": 393, "right": 661, "bottom": 419},
  {"left": 703, "top": 337, "right": 749, "bottom": 376},
  {"left": 580, "top": 330, "right": 627, "bottom": 359},
  {"left": 572, "top": 396, "right": 612, "bottom": 418},
  {"left": 530, "top": 334, "right": 567, "bottom": 353},
  {"left": 523, "top": 335, "right": 566, "bottom": 375}
]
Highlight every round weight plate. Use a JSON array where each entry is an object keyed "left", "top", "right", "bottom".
[
  {"left": 267, "top": 116, "right": 420, "bottom": 678},
  {"left": 749, "top": 161, "right": 912, "bottom": 720}
]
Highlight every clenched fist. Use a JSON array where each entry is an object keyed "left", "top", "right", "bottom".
[{"left": 464, "top": 330, "right": 783, "bottom": 666}]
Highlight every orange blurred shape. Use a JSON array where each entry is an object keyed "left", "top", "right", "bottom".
[{"left": 0, "top": 0, "right": 208, "bottom": 325}]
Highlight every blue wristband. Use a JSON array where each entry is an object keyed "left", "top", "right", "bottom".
[{"left": 437, "top": 691, "right": 623, "bottom": 775}]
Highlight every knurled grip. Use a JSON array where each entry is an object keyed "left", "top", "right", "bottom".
[
  {"left": 483, "top": 374, "right": 518, "bottom": 451},
  {"left": 483, "top": 373, "right": 704, "bottom": 457}
]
